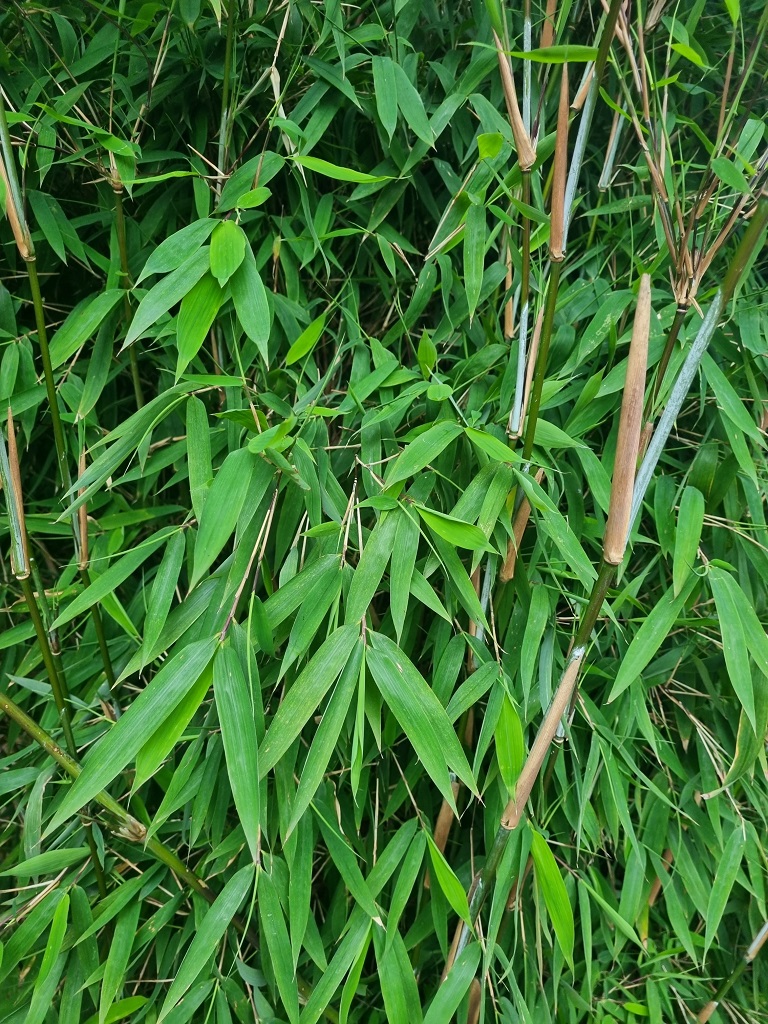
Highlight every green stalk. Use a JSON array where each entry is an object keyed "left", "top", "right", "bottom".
[
  {"left": 645, "top": 302, "right": 688, "bottom": 420},
  {"left": 217, "top": 0, "right": 238, "bottom": 193},
  {"left": 25, "top": 260, "right": 71, "bottom": 493},
  {"left": 113, "top": 184, "right": 144, "bottom": 409},
  {"left": 508, "top": 170, "right": 532, "bottom": 436},
  {"left": 20, "top": 575, "right": 76, "bottom": 756},
  {"left": 697, "top": 922, "right": 768, "bottom": 1022},
  {"left": 521, "top": 258, "right": 562, "bottom": 461},
  {"left": 79, "top": 566, "right": 117, "bottom": 691}
]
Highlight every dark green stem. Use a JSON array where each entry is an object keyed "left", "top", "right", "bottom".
[
  {"left": 647, "top": 303, "right": 688, "bottom": 418},
  {"left": 217, "top": 0, "right": 238, "bottom": 191},
  {"left": 113, "top": 188, "right": 144, "bottom": 409},
  {"left": 80, "top": 566, "right": 117, "bottom": 690},
  {"left": 698, "top": 922, "right": 768, "bottom": 1021},
  {"left": 522, "top": 258, "right": 563, "bottom": 461},
  {"left": 20, "top": 575, "right": 76, "bottom": 755},
  {"left": 26, "top": 260, "right": 70, "bottom": 493}
]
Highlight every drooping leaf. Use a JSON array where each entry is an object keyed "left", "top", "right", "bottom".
[
  {"left": 47, "top": 637, "right": 218, "bottom": 832},
  {"left": 214, "top": 644, "right": 261, "bottom": 863},
  {"left": 157, "top": 865, "right": 254, "bottom": 1022},
  {"left": 530, "top": 827, "right": 575, "bottom": 969},
  {"left": 367, "top": 631, "right": 476, "bottom": 809}
]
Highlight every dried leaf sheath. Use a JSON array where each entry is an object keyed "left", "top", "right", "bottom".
[{"left": 603, "top": 274, "right": 651, "bottom": 564}]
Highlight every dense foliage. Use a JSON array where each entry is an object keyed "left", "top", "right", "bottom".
[{"left": 1, "top": 1, "right": 767, "bottom": 1022}]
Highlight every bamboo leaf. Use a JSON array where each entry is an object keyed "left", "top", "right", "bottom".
[
  {"left": 530, "top": 828, "right": 575, "bottom": 969},
  {"left": 345, "top": 511, "right": 397, "bottom": 623},
  {"left": 124, "top": 247, "right": 210, "bottom": 349},
  {"left": 425, "top": 833, "right": 471, "bottom": 925},
  {"left": 230, "top": 245, "right": 271, "bottom": 365},
  {"left": 209, "top": 219, "right": 246, "bottom": 284},
  {"left": 372, "top": 57, "right": 398, "bottom": 142},
  {"left": 607, "top": 574, "right": 698, "bottom": 702},
  {"left": 286, "top": 313, "right": 326, "bottom": 365},
  {"left": 176, "top": 271, "right": 223, "bottom": 377},
  {"left": 367, "top": 632, "right": 476, "bottom": 808},
  {"left": 259, "top": 871, "right": 299, "bottom": 1024},
  {"left": 214, "top": 644, "right": 261, "bottom": 863},
  {"left": 47, "top": 637, "right": 218, "bottom": 832},
  {"left": 157, "top": 865, "right": 254, "bottom": 1022},
  {"left": 259, "top": 626, "right": 360, "bottom": 776},
  {"left": 710, "top": 566, "right": 757, "bottom": 729},
  {"left": 673, "top": 485, "right": 704, "bottom": 596},
  {"left": 704, "top": 828, "right": 746, "bottom": 955}
]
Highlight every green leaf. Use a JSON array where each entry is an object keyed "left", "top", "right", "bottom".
[
  {"left": 157, "top": 865, "right": 254, "bottom": 1022},
  {"left": 82, "top": 999, "right": 149, "bottom": 1024},
  {"left": 47, "top": 637, "right": 218, "bottom": 832},
  {"left": 670, "top": 42, "right": 709, "bottom": 67},
  {"left": 463, "top": 201, "right": 485, "bottom": 322},
  {"left": 607, "top": 575, "right": 697, "bottom": 702},
  {"left": 288, "top": 644, "right": 362, "bottom": 836},
  {"left": 259, "top": 625, "right": 360, "bottom": 776},
  {"left": 134, "top": 661, "right": 213, "bottom": 788},
  {"left": 214, "top": 644, "right": 261, "bottom": 862},
  {"left": 702, "top": 352, "right": 763, "bottom": 441},
  {"left": 176, "top": 272, "right": 223, "bottom": 377},
  {"left": 24, "top": 892, "right": 69, "bottom": 1024},
  {"left": 259, "top": 871, "right": 299, "bottom": 1023},
  {"left": 509, "top": 44, "right": 599, "bottom": 62},
  {"left": 415, "top": 505, "right": 488, "bottom": 549},
  {"left": 390, "top": 509, "right": 420, "bottom": 642},
  {"left": 136, "top": 219, "right": 216, "bottom": 283},
  {"left": 478, "top": 132, "right": 504, "bottom": 160},
  {"left": 495, "top": 694, "right": 525, "bottom": 795},
  {"left": 0, "top": 848, "right": 88, "bottom": 877},
  {"left": 425, "top": 833, "right": 471, "bottom": 925},
  {"left": 49, "top": 291, "right": 123, "bottom": 369},
  {"left": 530, "top": 828, "right": 575, "bottom": 969},
  {"left": 417, "top": 330, "right": 437, "bottom": 377},
  {"left": 186, "top": 395, "right": 213, "bottom": 522},
  {"left": 235, "top": 186, "right": 271, "bottom": 209},
  {"left": 125, "top": 247, "right": 210, "bottom": 349},
  {"left": 286, "top": 313, "right": 326, "bottom": 365},
  {"left": 385, "top": 421, "right": 463, "bottom": 486},
  {"left": 230, "top": 246, "right": 272, "bottom": 365},
  {"left": 281, "top": 567, "right": 343, "bottom": 677},
  {"left": 704, "top": 828, "right": 745, "bottom": 954},
  {"left": 422, "top": 944, "right": 481, "bottom": 1024},
  {"left": 52, "top": 528, "right": 175, "bottom": 628},
  {"left": 465, "top": 426, "right": 517, "bottom": 463},
  {"left": 723, "top": 670, "right": 768, "bottom": 786},
  {"left": 709, "top": 567, "right": 757, "bottom": 729},
  {"left": 367, "top": 631, "right": 476, "bottom": 809},
  {"left": 391, "top": 62, "right": 433, "bottom": 146},
  {"left": 515, "top": 471, "right": 596, "bottom": 583},
  {"left": 673, "top": 486, "right": 704, "bottom": 595},
  {"left": 372, "top": 57, "right": 398, "bottom": 142},
  {"left": 711, "top": 156, "right": 751, "bottom": 194},
  {"left": 99, "top": 902, "right": 141, "bottom": 1024},
  {"left": 209, "top": 219, "right": 246, "bottom": 284},
  {"left": 141, "top": 531, "right": 186, "bottom": 667},
  {"left": 345, "top": 511, "right": 397, "bottom": 622},
  {"left": 191, "top": 449, "right": 263, "bottom": 588},
  {"left": 292, "top": 155, "right": 392, "bottom": 183}
]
